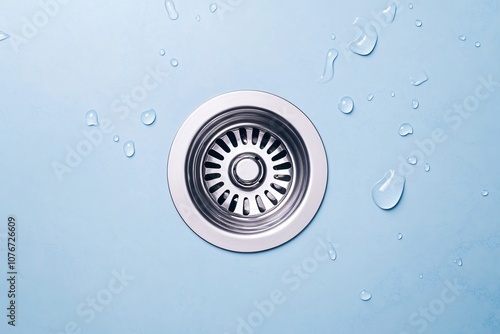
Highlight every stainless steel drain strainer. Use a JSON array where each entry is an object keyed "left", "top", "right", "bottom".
[{"left": 168, "top": 91, "right": 327, "bottom": 252}]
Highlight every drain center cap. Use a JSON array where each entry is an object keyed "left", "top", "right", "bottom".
[{"left": 235, "top": 158, "right": 260, "bottom": 183}]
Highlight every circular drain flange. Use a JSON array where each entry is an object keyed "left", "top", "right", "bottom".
[{"left": 168, "top": 91, "right": 327, "bottom": 252}]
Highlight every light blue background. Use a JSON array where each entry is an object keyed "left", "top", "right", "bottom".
[{"left": 1, "top": 0, "right": 499, "bottom": 333}]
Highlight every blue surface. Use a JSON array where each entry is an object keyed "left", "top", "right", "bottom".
[{"left": 1, "top": 0, "right": 499, "bottom": 333}]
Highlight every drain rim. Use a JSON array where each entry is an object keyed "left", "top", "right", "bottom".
[{"left": 168, "top": 90, "right": 328, "bottom": 252}]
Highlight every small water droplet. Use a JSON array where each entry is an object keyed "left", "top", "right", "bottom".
[
  {"left": 85, "top": 110, "right": 99, "bottom": 126},
  {"left": 475, "top": 41, "right": 481, "bottom": 48},
  {"left": 170, "top": 58, "right": 178, "bottom": 67},
  {"left": 367, "top": 93, "right": 374, "bottom": 101},
  {"left": 349, "top": 17, "right": 378, "bottom": 56},
  {"left": 407, "top": 156, "right": 417, "bottom": 165},
  {"left": 123, "top": 141, "right": 135, "bottom": 158},
  {"left": 397, "top": 233, "right": 403, "bottom": 240},
  {"left": 317, "top": 48, "right": 339, "bottom": 84},
  {"left": 456, "top": 258, "right": 463, "bottom": 266},
  {"left": 481, "top": 190, "right": 489, "bottom": 197},
  {"left": 196, "top": 14, "right": 201, "bottom": 22},
  {"left": 328, "top": 242, "right": 337, "bottom": 261},
  {"left": 360, "top": 290, "right": 372, "bottom": 301},
  {"left": 458, "top": 34, "right": 466, "bottom": 41},
  {"left": 419, "top": 273, "right": 423, "bottom": 279},
  {"left": 330, "top": 33, "right": 336, "bottom": 40},
  {"left": 399, "top": 123, "right": 413, "bottom": 136},
  {"left": 0, "top": 31, "right": 10, "bottom": 41},
  {"left": 382, "top": 1, "right": 397, "bottom": 23},
  {"left": 411, "top": 99, "right": 419, "bottom": 109},
  {"left": 390, "top": 90, "right": 395, "bottom": 97},
  {"left": 164, "top": 0, "right": 179, "bottom": 20},
  {"left": 113, "top": 135, "right": 120, "bottom": 142},
  {"left": 408, "top": 3, "right": 413, "bottom": 9},
  {"left": 210, "top": 3, "right": 218, "bottom": 12},
  {"left": 338, "top": 96, "right": 354, "bottom": 114},
  {"left": 415, "top": 19, "right": 422, "bottom": 27},
  {"left": 141, "top": 109, "right": 156, "bottom": 126},
  {"left": 159, "top": 49, "right": 166, "bottom": 56},
  {"left": 410, "top": 71, "right": 429, "bottom": 86},
  {"left": 372, "top": 169, "right": 406, "bottom": 210},
  {"left": 424, "top": 163, "right": 430, "bottom": 172}
]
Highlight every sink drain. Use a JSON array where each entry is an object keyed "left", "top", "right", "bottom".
[{"left": 168, "top": 91, "right": 327, "bottom": 252}]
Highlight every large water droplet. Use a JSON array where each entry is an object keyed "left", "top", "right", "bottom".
[
  {"left": 475, "top": 41, "right": 481, "bottom": 48},
  {"left": 397, "top": 233, "right": 403, "bottom": 240},
  {"left": 399, "top": 123, "right": 413, "bottom": 136},
  {"left": 407, "top": 156, "right": 417, "bottom": 165},
  {"left": 85, "top": 110, "right": 99, "bottom": 126},
  {"left": 328, "top": 242, "right": 337, "bottom": 261},
  {"left": 458, "top": 35, "right": 466, "bottom": 41},
  {"left": 481, "top": 189, "right": 489, "bottom": 197},
  {"left": 338, "top": 96, "right": 354, "bottom": 114},
  {"left": 170, "top": 58, "right": 179, "bottom": 67},
  {"left": 372, "top": 169, "right": 406, "bottom": 210},
  {"left": 360, "top": 290, "right": 372, "bottom": 301},
  {"left": 141, "top": 109, "right": 156, "bottom": 126},
  {"left": 210, "top": 3, "right": 218, "bottom": 12},
  {"left": 411, "top": 99, "right": 419, "bottom": 109},
  {"left": 456, "top": 258, "right": 463, "bottom": 266},
  {"left": 317, "top": 48, "right": 339, "bottom": 84},
  {"left": 367, "top": 93, "right": 374, "bottom": 101},
  {"left": 415, "top": 19, "right": 422, "bottom": 27},
  {"left": 165, "top": 0, "right": 179, "bottom": 20},
  {"left": 408, "top": 3, "right": 413, "bottom": 9},
  {"left": 123, "top": 141, "right": 135, "bottom": 157},
  {"left": 113, "top": 135, "right": 120, "bottom": 142},
  {"left": 382, "top": 1, "right": 397, "bottom": 23},
  {"left": 410, "top": 71, "right": 428, "bottom": 86},
  {"left": 330, "top": 33, "right": 336, "bottom": 40},
  {"left": 159, "top": 49, "right": 166, "bottom": 56},
  {"left": 390, "top": 90, "right": 395, "bottom": 97},
  {"left": 0, "top": 31, "right": 10, "bottom": 41},
  {"left": 424, "top": 163, "right": 430, "bottom": 172},
  {"left": 348, "top": 17, "right": 378, "bottom": 56}
]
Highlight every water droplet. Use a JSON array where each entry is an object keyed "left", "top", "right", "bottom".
[
  {"left": 164, "top": 0, "right": 179, "bottom": 20},
  {"left": 382, "top": 1, "right": 397, "bottom": 23},
  {"left": 328, "top": 242, "right": 337, "bottom": 261},
  {"left": 408, "top": 3, "right": 413, "bottom": 9},
  {"left": 85, "top": 110, "right": 99, "bottom": 126},
  {"left": 415, "top": 19, "right": 422, "bottom": 27},
  {"left": 411, "top": 99, "right": 419, "bottom": 109},
  {"left": 458, "top": 34, "right": 466, "bottom": 41},
  {"left": 170, "top": 58, "right": 179, "bottom": 67},
  {"left": 419, "top": 273, "right": 423, "bottom": 279},
  {"left": 424, "top": 163, "right": 430, "bottom": 172},
  {"left": 360, "top": 290, "right": 372, "bottom": 301},
  {"left": 159, "top": 49, "right": 166, "bottom": 56},
  {"left": 367, "top": 93, "right": 374, "bottom": 101},
  {"left": 475, "top": 41, "right": 481, "bottom": 48},
  {"left": 317, "top": 48, "right": 339, "bottom": 84},
  {"left": 330, "top": 33, "right": 336, "bottom": 40},
  {"left": 410, "top": 71, "right": 429, "bottom": 86},
  {"left": 141, "top": 109, "right": 156, "bottom": 126},
  {"left": 0, "top": 31, "right": 10, "bottom": 41},
  {"left": 399, "top": 123, "right": 413, "bottom": 136},
  {"left": 123, "top": 141, "right": 135, "bottom": 158},
  {"left": 113, "top": 135, "right": 120, "bottom": 142},
  {"left": 390, "top": 90, "right": 395, "bottom": 97},
  {"left": 397, "top": 233, "right": 403, "bottom": 240},
  {"left": 349, "top": 17, "right": 378, "bottom": 56},
  {"left": 481, "top": 190, "right": 489, "bottom": 197},
  {"left": 196, "top": 14, "right": 201, "bottom": 22},
  {"left": 407, "top": 156, "right": 417, "bottom": 165},
  {"left": 372, "top": 169, "right": 406, "bottom": 210},
  {"left": 210, "top": 3, "right": 218, "bottom": 12},
  {"left": 338, "top": 96, "right": 354, "bottom": 114},
  {"left": 456, "top": 258, "right": 463, "bottom": 266}
]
